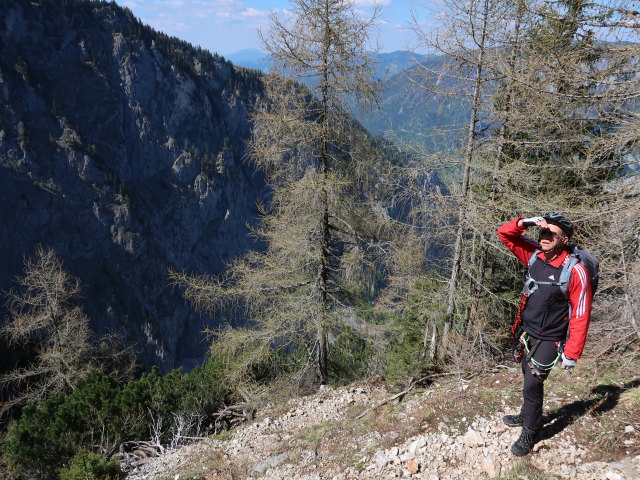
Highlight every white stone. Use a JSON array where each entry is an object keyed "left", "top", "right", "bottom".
[
  {"left": 461, "top": 428, "right": 484, "bottom": 447},
  {"left": 375, "top": 450, "right": 392, "bottom": 469},
  {"left": 400, "top": 452, "right": 415, "bottom": 462},
  {"left": 624, "top": 425, "right": 635, "bottom": 433},
  {"left": 409, "top": 438, "right": 427, "bottom": 454}
]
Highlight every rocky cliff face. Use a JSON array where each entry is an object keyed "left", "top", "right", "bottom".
[{"left": 0, "top": 0, "right": 269, "bottom": 371}]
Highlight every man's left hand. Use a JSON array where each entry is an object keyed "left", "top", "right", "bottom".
[{"left": 560, "top": 353, "right": 577, "bottom": 369}]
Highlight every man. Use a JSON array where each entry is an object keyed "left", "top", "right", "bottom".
[{"left": 497, "top": 213, "right": 592, "bottom": 456}]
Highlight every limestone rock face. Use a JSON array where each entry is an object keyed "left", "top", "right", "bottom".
[{"left": 0, "top": 0, "right": 268, "bottom": 370}]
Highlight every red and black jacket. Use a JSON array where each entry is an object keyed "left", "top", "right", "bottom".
[{"left": 497, "top": 218, "right": 592, "bottom": 359}]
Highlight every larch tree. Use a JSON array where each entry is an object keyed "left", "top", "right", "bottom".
[
  {"left": 399, "top": 0, "right": 640, "bottom": 372},
  {"left": 0, "top": 246, "right": 96, "bottom": 417},
  {"left": 404, "top": 0, "right": 526, "bottom": 364},
  {"left": 496, "top": 0, "right": 640, "bottom": 354},
  {"left": 171, "top": 0, "right": 386, "bottom": 391}
]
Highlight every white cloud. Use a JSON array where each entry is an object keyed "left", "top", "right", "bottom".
[
  {"left": 353, "top": 0, "right": 391, "bottom": 7},
  {"left": 241, "top": 7, "right": 267, "bottom": 18}
]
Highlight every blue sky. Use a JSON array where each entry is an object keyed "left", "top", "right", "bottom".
[{"left": 114, "top": 0, "right": 435, "bottom": 56}]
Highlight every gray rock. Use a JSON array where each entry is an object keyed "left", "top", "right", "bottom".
[
  {"left": 409, "top": 437, "right": 427, "bottom": 454},
  {"left": 252, "top": 453, "right": 288, "bottom": 474},
  {"left": 375, "top": 450, "right": 392, "bottom": 469},
  {"left": 460, "top": 428, "right": 484, "bottom": 447}
]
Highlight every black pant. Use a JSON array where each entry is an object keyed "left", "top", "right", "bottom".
[{"left": 519, "top": 339, "right": 559, "bottom": 432}]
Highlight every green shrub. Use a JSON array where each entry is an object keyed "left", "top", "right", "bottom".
[
  {"left": 328, "top": 327, "right": 374, "bottom": 384},
  {"left": 1, "top": 396, "right": 71, "bottom": 478},
  {"left": 1, "top": 361, "right": 228, "bottom": 479},
  {"left": 59, "top": 449, "right": 124, "bottom": 480},
  {"left": 383, "top": 276, "right": 443, "bottom": 387}
]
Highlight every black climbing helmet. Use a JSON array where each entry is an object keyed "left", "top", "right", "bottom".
[{"left": 544, "top": 213, "right": 573, "bottom": 238}]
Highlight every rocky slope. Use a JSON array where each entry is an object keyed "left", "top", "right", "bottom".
[
  {"left": 0, "top": 0, "right": 268, "bottom": 370},
  {"left": 125, "top": 358, "right": 640, "bottom": 480}
]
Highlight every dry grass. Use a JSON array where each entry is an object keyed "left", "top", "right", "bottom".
[
  {"left": 542, "top": 355, "right": 640, "bottom": 462},
  {"left": 496, "top": 461, "right": 563, "bottom": 480}
]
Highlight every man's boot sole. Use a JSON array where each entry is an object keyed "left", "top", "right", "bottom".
[
  {"left": 510, "top": 444, "right": 533, "bottom": 456},
  {"left": 502, "top": 415, "right": 523, "bottom": 427},
  {"left": 503, "top": 414, "right": 550, "bottom": 428}
]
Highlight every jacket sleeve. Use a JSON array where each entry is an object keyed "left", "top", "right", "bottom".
[
  {"left": 497, "top": 218, "right": 540, "bottom": 266},
  {"left": 563, "top": 263, "right": 592, "bottom": 359}
]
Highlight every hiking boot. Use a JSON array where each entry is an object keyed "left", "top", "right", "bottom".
[
  {"left": 510, "top": 427, "right": 537, "bottom": 456},
  {"left": 502, "top": 414, "right": 523, "bottom": 427}
]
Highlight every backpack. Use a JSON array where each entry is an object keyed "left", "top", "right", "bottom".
[{"left": 524, "top": 245, "right": 599, "bottom": 297}]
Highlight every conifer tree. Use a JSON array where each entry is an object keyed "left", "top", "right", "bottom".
[
  {"left": 402, "top": 0, "right": 640, "bottom": 367},
  {"left": 0, "top": 247, "right": 96, "bottom": 417},
  {"left": 408, "top": 0, "right": 640, "bottom": 363},
  {"left": 171, "top": 0, "right": 384, "bottom": 390},
  {"left": 405, "top": 0, "right": 523, "bottom": 363},
  {"left": 493, "top": 0, "right": 640, "bottom": 352}
]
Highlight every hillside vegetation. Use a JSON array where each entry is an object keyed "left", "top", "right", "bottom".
[{"left": 125, "top": 355, "right": 640, "bottom": 480}]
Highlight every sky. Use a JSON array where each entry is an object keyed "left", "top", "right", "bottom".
[{"left": 113, "top": 0, "right": 435, "bottom": 56}]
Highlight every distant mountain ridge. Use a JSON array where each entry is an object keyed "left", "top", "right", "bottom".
[
  {"left": 228, "top": 48, "right": 428, "bottom": 81},
  {"left": 227, "top": 48, "right": 270, "bottom": 72},
  {"left": 361, "top": 54, "right": 470, "bottom": 152},
  {"left": 227, "top": 48, "right": 468, "bottom": 150}
]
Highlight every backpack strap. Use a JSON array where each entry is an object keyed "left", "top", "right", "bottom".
[
  {"left": 557, "top": 255, "right": 580, "bottom": 297},
  {"left": 522, "top": 250, "right": 542, "bottom": 295},
  {"left": 522, "top": 250, "right": 578, "bottom": 298}
]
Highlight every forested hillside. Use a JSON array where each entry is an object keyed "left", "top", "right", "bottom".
[
  {"left": 360, "top": 53, "right": 471, "bottom": 152},
  {"left": 227, "top": 48, "right": 470, "bottom": 152}
]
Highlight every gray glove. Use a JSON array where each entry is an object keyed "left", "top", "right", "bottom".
[
  {"left": 560, "top": 353, "right": 577, "bottom": 369},
  {"left": 522, "top": 216, "right": 544, "bottom": 227}
]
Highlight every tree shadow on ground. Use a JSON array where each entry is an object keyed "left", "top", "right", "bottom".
[{"left": 539, "top": 378, "right": 640, "bottom": 441}]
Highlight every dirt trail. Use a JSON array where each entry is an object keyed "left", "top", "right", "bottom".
[{"left": 126, "top": 364, "right": 640, "bottom": 480}]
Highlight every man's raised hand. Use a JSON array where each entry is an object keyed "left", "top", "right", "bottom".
[{"left": 522, "top": 216, "right": 545, "bottom": 227}]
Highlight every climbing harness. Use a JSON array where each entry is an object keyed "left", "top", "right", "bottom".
[{"left": 517, "top": 331, "right": 562, "bottom": 378}]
